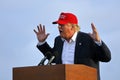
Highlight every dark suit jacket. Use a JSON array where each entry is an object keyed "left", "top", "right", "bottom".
[{"left": 37, "top": 31, "right": 111, "bottom": 80}]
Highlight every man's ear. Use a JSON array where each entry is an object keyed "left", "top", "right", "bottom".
[{"left": 71, "top": 25, "right": 75, "bottom": 31}]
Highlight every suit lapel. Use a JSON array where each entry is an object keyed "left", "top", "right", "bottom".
[
  {"left": 56, "top": 37, "right": 64, "bottom": 64},
  {"left": 74, "top": 32, "right": 83, "bottom": 63}
]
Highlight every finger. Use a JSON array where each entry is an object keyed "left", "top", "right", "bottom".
[
  {"left": 88, "top": 32, "right": 93, "bottom": 37},
  {"left": 91, "top": 23, "right": 97, "bottom": 34},
  {"left": 39, "top": 24, "right": 43, "bottom": 32},
  {"left": 37, "top": 25, "right": 40, "bottom": 32},
  {"left": 43, "top": 25, "right": 45, "bottom": 33},
  {"left": 45, "top": 33, "right": 50, "bottom": 39},
  {"left": 33, "top": 29, "right": 37, "bottom": 34}
]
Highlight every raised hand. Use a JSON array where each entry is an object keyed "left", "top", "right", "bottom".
[
  {"left": 34, "top": 24, "right": 49, "bottom": 42},
  {"left": 89, "top": 23, "right": 101, "bottom": 42}
]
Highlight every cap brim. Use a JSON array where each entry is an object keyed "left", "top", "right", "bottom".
[
  {"left": 52, "top": 20, "right": 67, "bottom": 24},
  {"left": 52, "top": 21, "right": 57, "bottom": 24}
]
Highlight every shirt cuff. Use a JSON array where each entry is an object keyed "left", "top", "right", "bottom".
[
  {"left": 37, "top": 41, "right": 46, "bottom": 46},
  {"left": 95, "top": 40, "right": 102, "bottom": 46}
]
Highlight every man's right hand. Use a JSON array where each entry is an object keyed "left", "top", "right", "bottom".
[{"left": 34, "top": 24, "right": 49, "bottom": 42}]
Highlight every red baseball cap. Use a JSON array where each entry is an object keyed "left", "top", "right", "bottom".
[{"left": 52, "top": 12, "right": 78, "bottom": 24}]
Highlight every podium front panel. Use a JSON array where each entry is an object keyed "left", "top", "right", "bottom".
[
  {"left": 65, "top": 64, "right": 97, "bottom": 80},
  {"left": 13, "top": 65, "right": 65, "bottom": 80},
  {"left": 13, "top": 64, "right": 97, "bottom": 80}
]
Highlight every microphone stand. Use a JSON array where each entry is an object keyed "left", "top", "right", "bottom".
[
  {"left": 38, "top": 56, "right": 47, "bottom": 66},
  {"left": 38, "top": 51, "right": 58, "bottom": 66}
]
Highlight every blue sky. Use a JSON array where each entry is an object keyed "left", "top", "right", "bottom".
[{"left": 0, "top": 0, "right": 120, "bottom": 80}]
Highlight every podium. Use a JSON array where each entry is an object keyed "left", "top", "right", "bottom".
[{"left": 13, "top": 64, "right": 97, "bottom": 80}]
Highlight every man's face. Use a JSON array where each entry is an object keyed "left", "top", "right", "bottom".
[{"left": 58, "top": 23, "right": 75, "bottom": 41}]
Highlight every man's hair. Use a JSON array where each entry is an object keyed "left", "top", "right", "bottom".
[{"left": 72, "top": 24, "right": 80, "bottom": 32}]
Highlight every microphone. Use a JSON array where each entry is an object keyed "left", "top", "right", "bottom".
[
  {"left": 38, "top": 51, "right": 51, "bottom": 66},
  {"left": 47, "top": 51, "right": 58, "bottom": 65},
  {"left": 47, "top": 56, "right": 55, "bottom": 65}
]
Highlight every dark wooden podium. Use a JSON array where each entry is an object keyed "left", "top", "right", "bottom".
[{"left": 13, "top": 64, "right": 97, "bottom": 80}]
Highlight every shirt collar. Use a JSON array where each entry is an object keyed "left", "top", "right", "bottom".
[
  {"left": 71, "top": 31, "right": 78, "bottom": 42},
  {"left": 61, "top": 31, "right": 78, "bottom": 43}
]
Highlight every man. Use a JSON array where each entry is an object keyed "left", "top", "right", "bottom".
[{"left": 34, "top": 12, "right": 111, "bottom": 80}]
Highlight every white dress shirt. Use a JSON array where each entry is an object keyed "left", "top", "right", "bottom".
[{"left": 62, "top": 32, "right": 78, "bottom": 64}]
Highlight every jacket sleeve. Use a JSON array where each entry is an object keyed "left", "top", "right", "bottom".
[
  {"left": 37, "top": 42, "right": 53, "bottom": 59},
  {"left": 36, "top": 36, "right": 61, "bottom": 60},
  {"left": 93, "top": 41, "right": 111, "bottom": 62}
]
